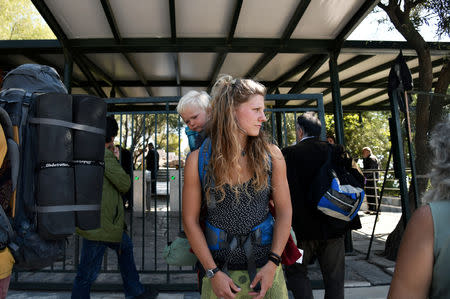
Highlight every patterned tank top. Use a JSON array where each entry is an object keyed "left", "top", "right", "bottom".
[{"left": 205, "top": 178, "right": 271, "bottom": 270}]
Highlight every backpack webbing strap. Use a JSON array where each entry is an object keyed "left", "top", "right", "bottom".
[
  {"left": 198, "top": 138, "right": 211, "bottom": 189},
  {"left": 29, "top": 117, "right": 105, "bottom": 135},
  {"left": 37, "top": 204, "right": 101, "bottom": 213}
]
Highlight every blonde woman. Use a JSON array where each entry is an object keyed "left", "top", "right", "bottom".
[{"left": 183, "top": 75, "right": 292, "bottom": 299}]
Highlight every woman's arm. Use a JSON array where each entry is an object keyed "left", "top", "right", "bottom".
[
  {"left": 250, "top": 144, "right": 292, "bottom": 299},
  {"left": 268, "top": 144, "right": 292, "bottom": 256},
  {"left": 388, "top": 205, "right": 434, "bottom": 299},
  {"left": 182, "top": 150, "right": 240, "bottom": 298}
]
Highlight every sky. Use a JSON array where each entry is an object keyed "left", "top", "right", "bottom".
[{"left": 348, "top": 7, "right": 450, "bottom": 42}]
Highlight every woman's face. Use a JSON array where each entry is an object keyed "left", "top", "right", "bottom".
[
  {"left": 235, "top": 94, "right": 267, "bottom": 137},
  {"left": 180, "top": 105, "right": 208, "bottom": 132}
]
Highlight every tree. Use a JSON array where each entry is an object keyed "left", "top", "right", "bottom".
[
  {"left": 325, "top": 112, "right": 391, "bottom": 166},
  {"left": 377, "top": 0, "right": 450, "bottom": 260},
  {"left": 114, "top": 113, "right": 181, "bottom": 168},
  {"left": 0, "top": 0, "right": 55, "bottom": 40}
]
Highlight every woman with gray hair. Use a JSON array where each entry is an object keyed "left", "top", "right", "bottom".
[{"left": 388, "top": 117, "right": 450, "bottom": 299}]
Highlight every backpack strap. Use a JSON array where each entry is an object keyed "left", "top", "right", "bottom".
[{"left": 198, "top": 138, "right": 212, "bottom": 190}]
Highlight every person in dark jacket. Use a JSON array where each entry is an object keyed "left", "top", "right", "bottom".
[
  {"left": 282, "top": 112, "right": 361, "bottom": 299},
  {"left": 145, "top": 143, "right": 159, "bottom": 194},
  {"left": 72, "top": 116, "right": 157, "bottom": 299},
  {"left": 362, "top": 147, "right": 380, "bottom": 213}
]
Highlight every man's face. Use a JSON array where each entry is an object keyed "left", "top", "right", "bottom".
[{"left": 362, "top": 149, "right": 370, "bottom": 158}]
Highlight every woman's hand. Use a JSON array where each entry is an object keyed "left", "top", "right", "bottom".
[
  {"left": 211, "top": 271, "right": 241, "bottom": 299},
  {"left": 248, "top": 262, "right": 277, "bottom": 299}
]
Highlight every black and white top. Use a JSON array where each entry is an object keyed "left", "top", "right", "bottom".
[{"left": 206, "top": 178, "right": 271, "bottom": 270}]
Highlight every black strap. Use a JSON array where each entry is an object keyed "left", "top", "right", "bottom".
[
  {"left": 245, "top": 233, "right": 261, "bottom": 291},
  {"left": 73, "top": 160, "right": 105, "bottom": 168},
  {"left": 29, "top": 117, "right": 105, "bottom": 135},
  {"left": 39, "top": 162, "right": 71, "bottom": 170}
]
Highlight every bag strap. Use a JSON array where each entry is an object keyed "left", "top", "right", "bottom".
[
  {"left": 198, "top": 138, "right": 212, "bottom": 190},
  {"left": 29, "top": 117, "right": 105, "bottom": 135}
]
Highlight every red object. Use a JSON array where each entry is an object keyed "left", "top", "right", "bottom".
[{"left": 269, "top": 201, "right": 301, "bottom": 265}]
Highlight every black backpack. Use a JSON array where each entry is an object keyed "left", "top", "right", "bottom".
[{"left": 0, "top": 64, "right": 106, "bottom": 270}]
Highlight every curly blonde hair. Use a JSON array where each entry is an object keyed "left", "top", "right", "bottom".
[{"left": 204, "top": 75, "right": 271, "bottom": 201}]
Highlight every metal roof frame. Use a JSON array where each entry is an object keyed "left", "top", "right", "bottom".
[{"left": 0, "top": 0, "right": 447, "bottom": 111}]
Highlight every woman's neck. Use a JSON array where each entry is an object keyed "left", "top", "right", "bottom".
[{"left": 237, "top": 133, "right": 247, "bottom": 151}]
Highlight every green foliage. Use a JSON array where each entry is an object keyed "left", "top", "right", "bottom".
[
  {"left": 325, "top": 112, "right": 391, "bottom": 167},
  {"left": 377, "top": 0, "right": 449, "bottom": 39},
  {"left": 264, "top": 111, "right": 297, "bottom": 148},
  {"left": 0, "top": 0, "right": 55, "bottom": 40},
  {"left": 114, "top": 113, "right": 181, "bottom": 168}
]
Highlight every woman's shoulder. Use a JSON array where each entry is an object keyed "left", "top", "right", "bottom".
[{"left": 267, "top": 144, "right": 284, "bottom": 163}]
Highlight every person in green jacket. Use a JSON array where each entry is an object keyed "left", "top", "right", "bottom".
[{"left": 72, "top": 116, "right": 157, "bottom": 299}]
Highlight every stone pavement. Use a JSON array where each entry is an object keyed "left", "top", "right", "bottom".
[{"left": 7, "top": 212, "right": 399, "bottom": 299}]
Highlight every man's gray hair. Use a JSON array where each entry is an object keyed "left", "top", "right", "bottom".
[{"left": 422, "top": 117, "right": 450, "bottom": 203}]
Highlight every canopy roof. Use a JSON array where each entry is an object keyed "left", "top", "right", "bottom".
[{"left": 0, "top": 0, "right": 449, "bottom": 112}]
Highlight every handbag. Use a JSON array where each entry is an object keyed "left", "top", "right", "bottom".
[{"left": 163, "top": 231, "right": 198, "bottom": 267}]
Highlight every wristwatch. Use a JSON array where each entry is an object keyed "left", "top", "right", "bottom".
[{"left": 205, "top": 267, "right": 220, "bottom": 278}]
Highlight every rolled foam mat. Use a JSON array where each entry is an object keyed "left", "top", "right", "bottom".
[
  {"left": 36, "top": 93, "right": 74, "bottom": 239},
  {"left": 72, "top": 95, "right": 106, "bottom": 230},
  {"left": 73, "top": 164, "right": 103, "bottom": 230}
]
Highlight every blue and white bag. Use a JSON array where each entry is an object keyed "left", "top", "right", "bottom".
[
  {"left": 312, "top": 144, "right": 365, "bottom": 222},
  {"left": 317, "top": 170, "right": 364, "bottom": 221}
]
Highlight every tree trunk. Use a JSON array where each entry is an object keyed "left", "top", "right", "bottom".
[
  {"left": 379, "top": 0, "right": 442, "bottom": 260},
  {"left": 429, "top": 58, "right": 450, "bottom": 132}
]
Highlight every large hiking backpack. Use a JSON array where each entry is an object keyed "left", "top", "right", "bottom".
[{"left": 0, "top": 64, "right": 106, "bottom": 270}]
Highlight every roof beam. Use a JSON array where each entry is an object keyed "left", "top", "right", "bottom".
[
  {"left": 1, "top": 39, "right": 448, "bottom": 55},
  {"left": 169, "top": 0, "right": 176, "bottom": 41},
  {"left": 267, "top": 54, "right": 316, "bottom": 94},
  {"left": 174, "top": 53, "right": 182, "bottom": 96},
  {"left": 80, "top": 55, "right": 125, "bottom": 97},
  {"left": 340, "top": 71, "right": 442, "bottom": 106},
  {"left": 336, "top": 58, "right": 444, "bottom": 103},
  {"left": 168, "top": 0, "right": 181, "bottom": 96},
  {"left": 288, "top": 54, "right": 329, "bottom": 94},
  {"left": 100, "top": 0, "right": 149, "bottom": 97},
  {"left": 335, "top": 0, "right": 380, "bottom": 45},
  {"left": 304, "top": 55, "right": 374, "bottom": 88},
  {"left": 31, "top": 0, "right": 106, "bottom": 98},
  {"left": 245, "top": 0, "right": 311, "bottom": 78},
  {"left": 207, "top": 0, "right": 243, "bottom": 92},
  {"left": 100, "top": 0, "right": 121, "bottom": 41},
  {"left": 321, "top": 56, "right": 417, "bottom": 96}
]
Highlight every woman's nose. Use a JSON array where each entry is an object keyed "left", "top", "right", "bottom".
[{"left": 260, "top": 112, "right": 267, "bottom": 122}]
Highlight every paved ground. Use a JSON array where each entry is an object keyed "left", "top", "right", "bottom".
[{"left": 7, "top": 211, "right": 399, "bottom": 299}]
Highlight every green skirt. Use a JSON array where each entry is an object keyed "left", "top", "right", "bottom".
[{"left": 201, "top": 265, "right": 288, "bottom": 299}]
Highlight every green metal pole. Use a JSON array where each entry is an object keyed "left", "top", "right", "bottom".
[
  {"left": 329, "top": 50, "right": 345, "bottom": 145},
  {"left": 329, "top": 49, "right": 353, "bottom": 252},
  {"left": 389, "top": 90, "right": 411, "bottom": 227}
]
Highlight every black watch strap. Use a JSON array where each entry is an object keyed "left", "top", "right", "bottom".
[{"left": 206, "top": 267, "right": 220, "bottom": 278}]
